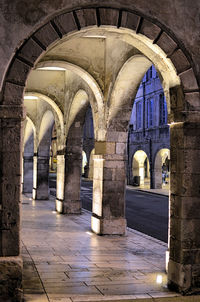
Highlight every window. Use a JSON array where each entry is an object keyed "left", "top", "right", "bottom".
[
  {"left": 146, "top": 66, "right": 153, "bottom": 81},
  {"left": 136, "top": 101, "right": 142, "bottom": 129},
  {"left": 159, "top": 94, "right": 167, "bottom": 125},
  {"left": 147, "top": 98, "right": 154, "bottom": 128}
]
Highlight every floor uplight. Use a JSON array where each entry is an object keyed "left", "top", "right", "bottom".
[
  {"left": 86, "top": 231, "right": 93, "bottom": 236},
  {"left": 156, "top": 274, "right": 163, "bottom": 284}
]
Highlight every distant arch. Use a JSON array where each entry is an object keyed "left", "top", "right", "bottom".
[
  {"left": 154, "top": 148, "right": 170, "bottom": 189},
  {"left": 132, "top": 150, "right": 150, "bottom": 187}
]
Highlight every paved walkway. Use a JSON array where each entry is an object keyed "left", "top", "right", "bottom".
[{"left": 22, "top": 194, "right": 192, "bottom": 302}]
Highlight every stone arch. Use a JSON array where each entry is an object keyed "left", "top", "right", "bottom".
[
  {"left": 1, "top": 5, "right": 200, "bottom": 298},
  {"left": 25, "top": 92, "right": 64, "bottom": 148},
  {"left": 35, "top": 61, "right": 104, "bottom": 138},
  {"left": 66, "top": 89, "right": 90, "bottom": 135},
  {"left": 132, "top": 150, "right": 149, "bottom": 187},
  {"left": 154, "top": 148, "right": 170, "bottom": 189},
  {"left": 2, "top": 7, "right": 199, "bottom": 137},
  {"left": 108, "top": 55, "right": 152, "bottom": 123},
  {"left": 2, "top": 7, "right": 198, "bottom": 110}
]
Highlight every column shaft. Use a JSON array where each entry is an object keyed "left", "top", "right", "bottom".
[
  {"left": 33, "top": 156, "right": 49, "bottom": 200},
  {"left": 91, "top": 141, "right": 127, "bottom": 235},
  {"left": 22, "top": 156, "right": 33, "bottom": 193},
  {"left": 168, "top": 122, "right": 200, "bottom": 293}
]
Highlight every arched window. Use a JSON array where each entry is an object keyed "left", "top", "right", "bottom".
[{"left": 146, "top": 66, "right": 153, "bottom": 81}]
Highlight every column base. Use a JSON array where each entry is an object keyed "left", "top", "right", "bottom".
[
  {"left": 33, "top": 188, "right": 49, "bottom": 200},
  {"left": 0, "top": 256, "right": 23, "bottom": 302},
  {"left": 63, "top": 200, "right": 81, "bottom": 214},
  {"left": 56, "top": 199, "right": 81, "bottom": 214},
  {"left": 91, "top": 215, "right": 127, "bottom": 235},
  {"left": 168, "top": 259, "right": 192, "bottom": 294}
]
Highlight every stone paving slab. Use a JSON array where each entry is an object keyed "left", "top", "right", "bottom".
[{"left": 21, "top": 194, "right": 197, "bottom": 302}]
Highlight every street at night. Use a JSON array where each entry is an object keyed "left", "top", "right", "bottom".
[{"left": 80, "top": 179, "right": 168, "bottom": 243}]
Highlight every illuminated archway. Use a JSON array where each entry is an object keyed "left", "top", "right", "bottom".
[
  {"left": 132, "top": 150, "right": 150, "bottom": 187},
  {"left": 154, "top": 148, "right": 170, "bottom": 189}
]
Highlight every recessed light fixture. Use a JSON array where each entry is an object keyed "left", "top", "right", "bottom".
[
  {"left": 37, "top": 67, "right": 66, "bottom": 71},
  {"left": 83, "top": 35, "right": 106, "bottom": 39},
  {"left": 24, "top": 96, "right": 38, "bottom": 100}
]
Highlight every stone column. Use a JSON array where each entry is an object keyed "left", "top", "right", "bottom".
[
  {"left": 0, "top": 105, "right": 24, "bottom": 301},
  {"left": 168, "top": 122, "right": 200, "bottom": 293},
  {"left": 55, "top": 153, "right": 65, "bottom": 213},
  {"left": 91, "top": 141, "right": 127, "bottom": 235},
  {"left": 33, "top": 155, "right": 49, "bottom": 200},
  {"left": 63, "top": 146, "right": 82, "bottom": 214},
  {"left": 22, "top": 155, "right": 33, "bottom": 193}
]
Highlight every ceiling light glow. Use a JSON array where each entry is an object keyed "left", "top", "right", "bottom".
[
  {"left": 37, "top": 67, "right": 66, "bottom": 71},
  {"left": 24, "top": 96, "right": 38, "bottom": 100}
]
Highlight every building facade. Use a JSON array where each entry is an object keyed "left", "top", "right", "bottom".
[{"left": 127, "top": 65, "right": 170, "bottom": 189}]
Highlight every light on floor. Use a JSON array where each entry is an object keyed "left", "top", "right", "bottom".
[
  {"left": 156, "top": 274, "right": 163, "bottom": 284},
  {"left": 86, "top": 231, "right": 93, "bottom": 236}
]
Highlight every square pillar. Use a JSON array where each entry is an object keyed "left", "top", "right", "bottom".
[
  {"left": 0, "top": 105, "right": 25, "bottom": 301},
  {"left": 168, "top": 122, "right": 200, "bottom": 293},
  {"left": 63, "top": 151, "right": 82, "bottom": 214},
  {"left": 22, "top": 156, "right": 33, "bottom": 193},
  {"left": 55, "top": 153, "right": 65, "bottom": 213},
  {"left": 33, "top": 155, "right": 49, "bottom": 200},
  {"left": 91, "top": 141, "right": 127, "bottom": 235}
]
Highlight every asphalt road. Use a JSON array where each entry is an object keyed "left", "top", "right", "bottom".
[
  {"left": 80, "top": 179, "right": 168, "bottom": 243},
  {"left": 49, "top": 175, "right": 168, "bottom": 242}
]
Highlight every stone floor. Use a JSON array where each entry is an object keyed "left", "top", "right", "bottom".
[{"left": 21, "top": 194, "right": 193, "bottom": 302}]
